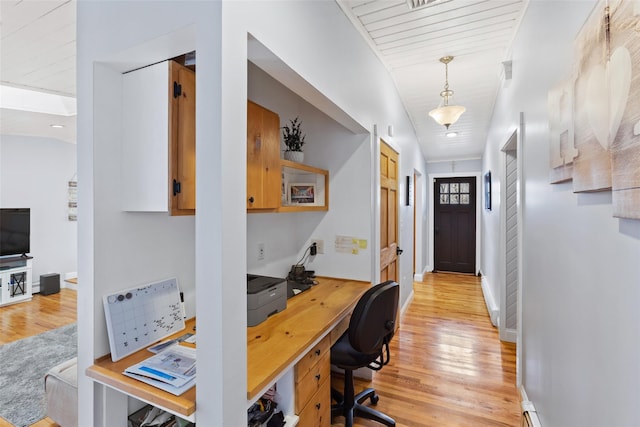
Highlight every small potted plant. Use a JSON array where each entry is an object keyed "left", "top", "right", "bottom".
[{"left": 282, "top": 117, "right": 306, "bottom": 163}]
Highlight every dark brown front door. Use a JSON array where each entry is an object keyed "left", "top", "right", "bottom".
[{"left": 434, "top": 177, "right": 476, "bottom": 274}]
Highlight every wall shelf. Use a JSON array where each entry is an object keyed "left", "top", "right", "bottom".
[{"left": 279, "top": 160, "right": 328, "bottom": 212}]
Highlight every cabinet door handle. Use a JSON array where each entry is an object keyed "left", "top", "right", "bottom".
[
  {"left": 255, "top": 134, "right": 261, "bottom": 150},
  {"left": 315, "top": 374, "right": 321, "bottom": 381},
  {"left": 316, "top": 403, "right": 321, "bottom": 410},
  {"left": 248, "top": 196, "right": 254, "bottom": 204},
  {"left": 315, "top": 349, "right": 321, "bottom": 356}
]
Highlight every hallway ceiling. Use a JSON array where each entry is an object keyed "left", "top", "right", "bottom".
[
  {"left": 1, "top": 0, "right": 528, "bottom": 160},
  {"left": 338, "top": 0, "right": 528, "bottom": 161}
]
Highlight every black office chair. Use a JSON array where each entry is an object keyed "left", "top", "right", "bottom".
[{"left": 331, "top": 280, "right": 399, "bottom": 427}]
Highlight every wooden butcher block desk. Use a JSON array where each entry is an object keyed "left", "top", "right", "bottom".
[
  {"left": 86, "top": 277, "right": 370, "bottom": 422},
  {"left": 247, "top": 277, "right": 370, "bottom": 400}
]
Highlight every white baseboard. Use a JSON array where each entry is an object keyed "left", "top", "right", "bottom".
[
  {"left": 413, "top": 265, "right": 431, "bottom": 282},
  {"left": 62, "top": 281, "right": 78, "bottom": 291},
  {"left": 416, "top": 265, "right": 434, "bottom": 280},
  {"left": 520, "top": 386, "right": 542, "bottom": 426},
  {"left": 501, "top": 327, "right": 517, "bottom": 343},
  {"left": 480, "top": 274, "right": 499, "bottom": 327},
  {"left": 400, "top": 288, "right": 414, "bottom": 320}
]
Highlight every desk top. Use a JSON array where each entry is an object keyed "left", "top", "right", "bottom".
[
  {"left": 86, "top": 318, "right": 197, "bottom": 417},
  {"left": 247, "top": 277, "right": 370, "bottom": 399},
  {"left": 86, "top": 277, "right": 370, "bottom": 417}
]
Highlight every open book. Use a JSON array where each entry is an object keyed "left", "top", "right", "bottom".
[{"left": 123, "top": 345, "right": 196, "bottom": 396}]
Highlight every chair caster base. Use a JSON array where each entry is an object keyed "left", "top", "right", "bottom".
[{"left": 331, "top": 387, "right": 395, "bottom": 427}]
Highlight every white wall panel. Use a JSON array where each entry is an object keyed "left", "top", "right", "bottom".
[{"left": 0, "top": 135, "right": 77, "bottom": 281}]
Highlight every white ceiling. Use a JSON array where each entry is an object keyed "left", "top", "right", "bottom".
[
  {"left": 0, "top": 0, "right": 528, "bottom": 160},
  {"left": 338, "top": 0, "right": 528, "bottom": 161},
  {"left": 0, "top": 0, "right": 76, "bottom": 143}
]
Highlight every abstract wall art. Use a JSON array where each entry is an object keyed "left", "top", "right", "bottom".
[{"left": 547, "top": 0, "right": 640, "bottom": 219}]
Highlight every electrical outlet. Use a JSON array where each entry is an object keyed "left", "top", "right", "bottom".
[
  {"left": 311, "top": 239, "right": 324, "bottom": 254},
  {"left": 258, "top": 243, "right": 265, "bottom": 260}
]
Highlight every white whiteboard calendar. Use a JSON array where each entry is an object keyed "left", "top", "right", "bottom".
[{"left": 103, "top": 278, "right": 185, "bottom": 361}]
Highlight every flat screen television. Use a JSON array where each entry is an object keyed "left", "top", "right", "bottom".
[{"left": 0, "top": 208, "right": 31, "bottom": 257}]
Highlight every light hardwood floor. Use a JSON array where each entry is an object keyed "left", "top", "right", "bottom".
[
  {"left": 331, "top": 273, "right": 521, "bottom": 426},
  {"left": 0, "top": 289, "right": 76, "bottom": 427},
  {"left": 0, "top": 275, "right": 520, "bottom": 427},
  {"left": 0, "top": 288, "right": 76, "bottom": 345}
]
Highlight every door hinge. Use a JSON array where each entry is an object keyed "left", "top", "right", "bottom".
[
  {"left": 173, "top": 179, "right": 181, "bottom": 196},
  {"left": 173, "top": 81, "right": 182, "bottom": 98}
]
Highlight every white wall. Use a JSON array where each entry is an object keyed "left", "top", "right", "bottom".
[
  {"left": 78, "top": 1, "right": 425, "bottom": 425},
  {"left": 427, "top": 158, "right": 482, "bottom": 174},
  {"left": 0, "top": 135, "right": 77, "bottom": 283},
  {"left": 483, "top": 1, "right": 640, "bottom": 425},
  {"left": 247, "top": 63, "right": 373, "bottom": 281}
]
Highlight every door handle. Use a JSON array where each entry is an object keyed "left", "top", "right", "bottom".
[{"left": 396, "top": 247, "right": 403, "bottom": 255}]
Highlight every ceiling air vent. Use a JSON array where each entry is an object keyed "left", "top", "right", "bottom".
[{"left": 406, "top": 0, "right": 438, "bottom": 10}]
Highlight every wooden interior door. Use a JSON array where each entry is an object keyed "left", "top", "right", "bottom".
[
  {"left": 434, "top": 177, "right": 476, "bottom": 274},
  {"left": 169, "top": 61, "right": 196, "bottom": 215},
  {"left": 380, "top": 141, "right": 399, "bottom": 283}
]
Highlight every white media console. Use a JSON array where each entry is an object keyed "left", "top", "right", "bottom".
[{"left": 0, "top": 256, "right": 33, "bottom": 307}]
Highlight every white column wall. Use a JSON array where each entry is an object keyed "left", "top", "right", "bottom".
[{"left": 78, "top": 0, "right": 425, "bottom": 425}]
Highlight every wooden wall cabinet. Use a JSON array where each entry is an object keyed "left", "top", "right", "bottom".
[
  {"left": 247, "top": 101, "right": 329, "bottom": 213},
  {"left": 247, "top": 101, "right": 281, "bottom": 210},
  {"left": 122, "top": 60, "right": 195, "bottom": 215}
]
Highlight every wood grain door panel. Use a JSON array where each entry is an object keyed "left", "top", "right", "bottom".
[
  {"left": 169, "top": 61, "right": 196, "bottom": 215},
  {"left": 380, "top": 141, "right": 399, "bottom": 283},
  {"left": 434, "top": 177, "right": 476, "bottom": 274}
]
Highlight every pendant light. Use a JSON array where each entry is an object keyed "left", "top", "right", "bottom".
[{"left": 429, "top": 56, "right": 466, "bottom": 129}]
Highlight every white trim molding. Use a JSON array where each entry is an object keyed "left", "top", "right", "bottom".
[
  {"left": 520, "top": 386, "right": 543, "bottom": 427},
  {"left": 413, "top": 265, "right": 430, "bottom": 282},
  {"left": 480, "top": 274, "right": 499, "bottom": 327},
  {"left": 400, "top": 288, "right": 414, "bottom": 319}
]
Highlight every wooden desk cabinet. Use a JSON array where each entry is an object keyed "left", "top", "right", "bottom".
[{"left": 295, "top": 335, "right": 331, "bottom": 426}]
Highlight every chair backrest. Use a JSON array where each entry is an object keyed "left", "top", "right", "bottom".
[{"left": 348, "top": 280, "right": 399, "bottom": 356}]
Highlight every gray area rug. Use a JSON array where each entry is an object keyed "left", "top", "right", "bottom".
[{"left": 0, "top": 323, "right": 77, "bottom": 427}]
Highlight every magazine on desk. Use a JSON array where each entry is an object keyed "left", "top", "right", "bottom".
[{"left": 123, "top": 344, "right": 196, "bottom": 396}]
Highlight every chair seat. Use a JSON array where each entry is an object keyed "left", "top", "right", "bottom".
[{"left": 331, "top": 331, "right": 380, "bottom": 370}]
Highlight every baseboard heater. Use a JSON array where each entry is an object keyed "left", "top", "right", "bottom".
[{"left": 521, "top": 401, "right": 542, "bottom": 427}]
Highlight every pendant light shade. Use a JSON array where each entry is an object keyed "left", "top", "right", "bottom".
[{"left": 429, "top": 56, "right": 465, "bottom": 129}]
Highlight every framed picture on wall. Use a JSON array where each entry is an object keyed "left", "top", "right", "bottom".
[
  {"left": 484, "top": 171, "right": 492, "bottom": 210},
  {"left": 287, "top": 183, "right": 316, "bottom": 205}
]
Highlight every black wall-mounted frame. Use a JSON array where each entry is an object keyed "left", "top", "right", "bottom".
[
  {"left": 484, "top": 171, "right": 492, "bottom": 210},
  {"left": 405, "top": 175, "right": 412, "bottom": 206}
]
